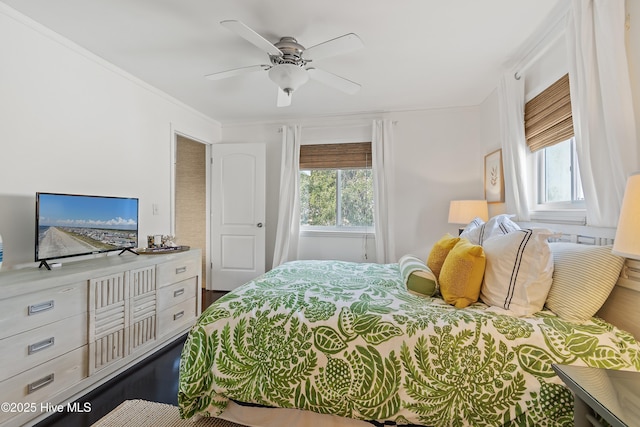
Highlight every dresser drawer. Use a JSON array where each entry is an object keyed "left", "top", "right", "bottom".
[
  {"left": 158, "top": 297, "right": 197, "bottom": 336},
  {"left": 157, "top": 277, "right": 197, "bottom": 312},
  {"left": 0, "top": 346, "right": 87, "bottom": 424},
  {"left": 0, "top": 313, "right": 88, "bottom": 380},
  {"left": 156, "top": 256, "right": 199, "bottom": 288},
  {"left": 0, "top": 282, "right": 88, "bottom": 339}
]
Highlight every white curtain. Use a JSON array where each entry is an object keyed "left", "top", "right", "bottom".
[
  {"left": 272, "top": 125, "right": 301, "bottom": 268},
  {"left": 372, "top": 119, "right": 396, "bottom": 263},
  {"left": 498, "top": 72, "right": 531, "bottom": 221},
  {"left": 566, "top": 0, "right": 638, "bottom": 227}
]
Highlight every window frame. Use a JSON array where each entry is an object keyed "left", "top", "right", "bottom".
[
  {"left": 298, "top": 142, "right": 374, "bottom": 235},
  {"left": 525, "top": 73, "right": 585, "bottom": 224},
  {"left": 530, "top": 137, "right": 586, "bottom": 224}
]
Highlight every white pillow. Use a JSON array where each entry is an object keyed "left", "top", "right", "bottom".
[
  {"left": 458, "top": 217, "right": 484, "bottom": 238},
  {"left": 545, "top": 243, "right": 625, "bottom": 322},
  {"left": 461, "top": 214, "right": 520, "bottom": 245},
  {"left": 480, "top": 228, "right": 554, "bottom": 316}
]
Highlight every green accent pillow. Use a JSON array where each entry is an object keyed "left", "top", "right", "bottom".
[{"left": 399, "top": 254, "right": 438, "bottom": 297}]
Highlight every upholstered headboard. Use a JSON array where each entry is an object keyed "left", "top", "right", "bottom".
[
  {"left": 519, "top": 221, "right": 640, "bottom": 340},
  {"left": 598, "top": 258, "right": 640, "bottom": 340}
]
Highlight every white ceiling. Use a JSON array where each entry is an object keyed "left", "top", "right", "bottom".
[{"left": 2, "top": 0, "right": 560, "bottom": 124}]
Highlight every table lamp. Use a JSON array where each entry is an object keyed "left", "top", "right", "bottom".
[
  {"left": 613, "top": 172, "right": 640, "bottom": 260},
  {"left": 448, "top": 200, "right": 489, "bottom": 235}
]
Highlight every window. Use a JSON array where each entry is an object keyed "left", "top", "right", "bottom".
[
  {"left": 525, "top": 74, "right": 584, "bottom": 210},
  {"left": 299, "top": 143, "right": 373, "bottom": 231},
  {"left": 537, "top": 137, "right": 584, "bottom": 206}
]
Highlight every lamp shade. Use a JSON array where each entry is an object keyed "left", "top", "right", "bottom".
[
  {"left": 613, "top": 172, "right": 640, "bottom": 260},
  {"left": 268, "top": 64, "right": 309, "bottom": 92},
  {"left": 448, "top": 200, "right": 489, "bottom": 224}
]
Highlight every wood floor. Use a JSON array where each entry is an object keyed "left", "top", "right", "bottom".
[{"left": 35, "top": 290, "right": 226, "bottom": 427}]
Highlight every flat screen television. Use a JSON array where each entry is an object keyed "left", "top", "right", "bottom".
[{"left": 35, "top": 192, "right": 139, "bottom": 269}]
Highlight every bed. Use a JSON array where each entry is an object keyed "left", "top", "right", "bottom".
[{"left": 178, "top": 221, "right": 640, "bottom": 427}]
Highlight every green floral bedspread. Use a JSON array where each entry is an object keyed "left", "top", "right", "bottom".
[{"left": 178, "top": 260, "right": 640, "bottom": 426}]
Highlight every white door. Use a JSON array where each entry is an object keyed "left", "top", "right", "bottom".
[{"left": 211, "top": 143, "right": 266, "bottom": 291}]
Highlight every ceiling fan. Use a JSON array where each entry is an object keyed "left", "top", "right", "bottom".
[{"left": 206, "top": 20, "right": 364, "bottom": 107}]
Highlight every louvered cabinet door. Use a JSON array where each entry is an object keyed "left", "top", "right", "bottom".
[
  {"left": 129, "top": 266, "right": 157, "bottom": 352},
  {"left": 88, "top": 272, "right": 129, "bottom": 375}
]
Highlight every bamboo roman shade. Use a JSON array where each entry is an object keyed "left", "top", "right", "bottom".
[
  {"left": 524, "top": 74, "right": 574, "bottom": 152},
  {"left": 299, "top": 142, "right": 372, "bottom": 169}
]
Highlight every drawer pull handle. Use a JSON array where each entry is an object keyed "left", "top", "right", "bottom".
[
  {"left": 173, "top": 288, "right": 185, "bottom": 297},
  {"left": 28, "top": 300, "right": 55, "bottom": 315},
  {"left": 28, "top": 373, "right": 54, "bottom": 394},
  {"left": 174, "top": 311, "right": 185, "bottom": 321},
  {"left": 28, "top": 337, "right": 55, "bottom": 354},
  {"left": 175, "top": 266, "right": 187, "bottom": 274}
]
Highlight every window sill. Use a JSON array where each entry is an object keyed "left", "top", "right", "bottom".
[
  {"left": 300, "top": 228, "right": 375, "bottom": 238},
  {"left": 528, "top": 209, "right": 587, "bottom": 225}
]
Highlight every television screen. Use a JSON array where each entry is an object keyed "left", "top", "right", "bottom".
[{"left": 35, "top": 192, "right": 139, "bottom": 263}]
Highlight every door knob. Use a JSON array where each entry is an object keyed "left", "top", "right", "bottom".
[{"left": 257, "top": 222, "right": 263, "bottom": 228}]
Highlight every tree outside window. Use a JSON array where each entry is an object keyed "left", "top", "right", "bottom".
[{"left": 300, "top": 168, "right": 373, "bottom": 229}]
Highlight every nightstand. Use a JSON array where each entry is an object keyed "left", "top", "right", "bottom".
[{"left": 553, "top": 364, "right": 640, "bottom": 427}]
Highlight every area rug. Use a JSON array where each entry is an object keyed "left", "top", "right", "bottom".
[{"left": 91, "top": 399, "right": 248, "bottom": 427}]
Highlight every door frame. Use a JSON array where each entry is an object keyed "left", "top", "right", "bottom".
[{"left": 170, "top": 127, "right": 212, "bottom": 290}]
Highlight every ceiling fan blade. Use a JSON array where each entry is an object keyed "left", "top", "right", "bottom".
[
  {"left": 277, "top": 88, "right": 292, "bottom": 107},
  {"left": 221, "top": 20, "right": 283, "bottom": 57},
  {"left": 307, "top": 68, "right": 361, "bottom": 94},
  {"left": 304, "top": 33, "right": 363, "bottom": 61},
  {"left": 205, "top": 64, "right": 270, "bottom": 80}
]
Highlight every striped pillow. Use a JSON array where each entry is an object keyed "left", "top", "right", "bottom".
[
  {"left": 399, "top": 254, "right": 438, "bottom": 297},
  {"left": 545, "top": 243, "right": 625, "bottom": 322},
  {"left": 480, "top": 228, "right": 555, "bottom": 316}
]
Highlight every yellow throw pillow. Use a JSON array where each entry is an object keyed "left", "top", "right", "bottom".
[
  {"left": 427, "top": 234, "right": 460, "bottom": 278},
  {"left": 439, "top": 238, "right": 486, "bottom": 308}
]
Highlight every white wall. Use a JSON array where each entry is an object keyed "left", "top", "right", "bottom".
[
  {"left": 6, "top": 3, "right": 635, "bottom": 272},
  {"left": 478, "top": 2, "right": 640, "bottom": 219},
  {"left": 475, "top": 33, "right": 569, "bottom": 219},
  {"left": 523, "top": 34, "right": 568, "bottom": 102},
  {"left": 221, "top": 120, "right": 377, "bottom": 269},
  {"left": 0, "top": 6, "right": 221, "bottom": 269},
  {"left": 477, "top": 90, "right": 506, "bottom": 218},
  {"left": 223, "top": 107, "right": 484, "bottom": 268},
  {"left": 389, "top": 108, "right": 484, "bottom": 258},
  {"left": 369, "top": 10, "right": 636, "bottom": 257}
]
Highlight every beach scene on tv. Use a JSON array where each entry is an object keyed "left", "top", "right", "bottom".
[{"left": 37, "top": 194, "right": 138, "bottom": 261}]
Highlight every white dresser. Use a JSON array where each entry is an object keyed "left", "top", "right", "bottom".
[{"left": 0, "top": 249, "right": 201, "bottom": 427}]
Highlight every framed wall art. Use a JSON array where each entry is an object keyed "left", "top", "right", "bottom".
[{"left": 484, "top": 149, "right": 504, "bottom": 203}]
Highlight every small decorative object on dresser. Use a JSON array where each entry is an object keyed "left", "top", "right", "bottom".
[
  {"left": 137, "top": 245, "right": 190, "bottom": 254},
  {"left": 484, "top": 148, "right": 504, "bottom": 203}
]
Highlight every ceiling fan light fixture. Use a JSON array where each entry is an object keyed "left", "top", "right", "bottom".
[
  {"left": 268, "top": 64, "right": 309, "bottom": 93},
  {"left": 212, "top": 20, "right": 364, "bottom": 106}
]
